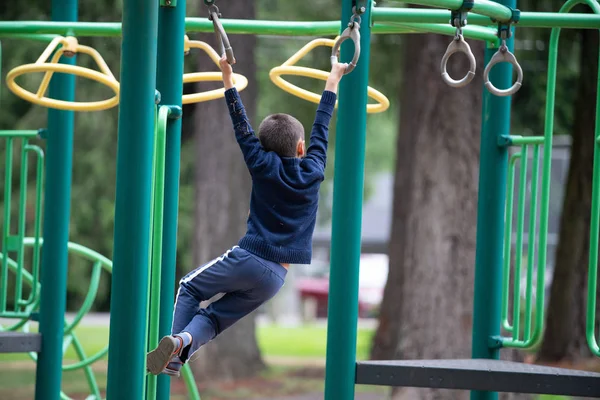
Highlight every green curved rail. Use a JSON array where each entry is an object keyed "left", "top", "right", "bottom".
[
  {"left": 1, "top": 236, "right": 201, "bottom": 398},
  {"left": 499, "top": 0, "right": 600, "bottom": 356}
]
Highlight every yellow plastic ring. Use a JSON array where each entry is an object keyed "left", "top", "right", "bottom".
[
  {"left": 6, "top": 63, "right": 120, "bottom": 112},
  {"left": 182, "top": 72, "right": 248, "bottom": 104},
  {"left": 269, "top": 65, "right": 389, "bottom": 114}
]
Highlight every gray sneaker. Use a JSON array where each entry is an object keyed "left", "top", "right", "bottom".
[{"left": 146, "top": 336, "right": 181, "bottom": 375}]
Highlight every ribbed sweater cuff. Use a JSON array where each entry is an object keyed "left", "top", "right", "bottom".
[
  {"left": 321, "top": 90, "right": 337, "bottom": 106},
  {"left": 225, "top": 87, "right": 239, "bottom": 102}
]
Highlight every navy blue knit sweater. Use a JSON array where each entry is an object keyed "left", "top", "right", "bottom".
[{"left": 224, "top": 87, "right": 336, "bottom": 264}]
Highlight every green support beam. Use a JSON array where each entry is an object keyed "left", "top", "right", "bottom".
[
  {"left": 324, "top": 1, "right": 372, "bottom": 400},
  {"left": 105, "top": 0, "right": 158, "bottom": 398},
  {"left": 155, "top": 1, "right": 186, "bottom": 398},
  {"left": 0, "top": 10, "right": 599, "bottom": 39},
  {"left": 34, "top": 0, "right": 77, "bottom": 398},
  {"left": 470, "top": 0, "right": 515, "bottom": 399}
]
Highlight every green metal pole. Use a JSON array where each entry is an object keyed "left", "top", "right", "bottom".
[
  {"left": 470, "top": 1, "right": 515, "bottom": 400},
  {"left": 155, "top": 1, "right": 186, "bottom": 398},
  {"left": 1, "top": 13, "right": 600, "bottom": 38},
  {"left": 34, "top": 0, "right": 77, "bottom": 398},
  {"left": 105, "top": 0, "right": 158, "bottom": 398},
  {"left": 324, "top": 2, "right": 371, "bottom": 400}
]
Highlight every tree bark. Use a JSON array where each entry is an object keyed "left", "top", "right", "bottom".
[
  {"left": 537, "top": 28, "right": 600, "bottom": 363},
  {"left": 188, "top": 0, "right": 265, "bottom": 382},
  {"left": 370, "top": 32, "right": 530, "bottom": 399}
]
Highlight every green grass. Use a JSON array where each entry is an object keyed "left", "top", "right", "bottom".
[{"left": 257, "top": 324, "right": 374, "bottom": 360}]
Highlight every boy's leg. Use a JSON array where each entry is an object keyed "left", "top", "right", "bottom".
[
  {"left": 171, "top": 247, "right": 240, "bottom": 335},
  {"left": 183, "top": 266, "right": 285, "bottom": 361},
  {"left": 147, "top": 247, "right": 240, "bottom": 375}
]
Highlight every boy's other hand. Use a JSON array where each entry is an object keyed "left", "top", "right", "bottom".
[
  {"left": 325, "top": 62, "right": 348, "bottom": 93},
  {"left": 220, "top": 56, "right": 235, "bottom": 89},
  {"left": 329, "top": 62, "right": 348, "bottom": 83}
]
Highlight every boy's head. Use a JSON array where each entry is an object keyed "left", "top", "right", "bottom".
[{"left": 258, "top": 113, "right": 305, "bottom": 158}]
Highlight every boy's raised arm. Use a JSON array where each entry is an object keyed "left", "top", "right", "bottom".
[
  {"left": 304, "top": 63, "right": 347, "bottom": 172},
  {"left": 220, "top": 57, "right": 265, "bottom": 173}
]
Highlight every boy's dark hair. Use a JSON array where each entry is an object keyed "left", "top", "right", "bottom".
[{"left": 258, "top": 113, "right": 305, "bottom": 157}]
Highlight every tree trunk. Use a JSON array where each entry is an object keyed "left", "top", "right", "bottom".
[
  {"left": 189, "top": 0, "right": 264, "bottom": 382},
  {"left": 370, "top": 31, "right": 482, "bottom": 400},
  {"left": 370, "top": 32, "right": 529, "bottom": 399},
  {"left": 537, "top": 28, "right": 600, "bottom": 363}
]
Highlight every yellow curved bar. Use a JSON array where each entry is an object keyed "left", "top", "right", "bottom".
[
  {"left": 182, "top": 36, "right": 248, "bottom": 105},
  {"left": 5, "top": 36, "right": 120, "bottom": 112},
  {"left": 269, "top": 38, "right": 390, "bottom": 114}
]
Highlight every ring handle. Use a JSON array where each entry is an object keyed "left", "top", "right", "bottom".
[
  {"left": 483, "top": 44, "right": 523, "bottom": 97},
  {"left": 208, "top": 4, "right": 235, "bottom": 65},
  {"left": 331, "top": 17, "right": 361, "bottom": 75},
  {"left": 440, "top": 34, "right": 477, "bottom": 88}
]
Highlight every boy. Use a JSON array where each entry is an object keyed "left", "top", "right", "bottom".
[{"left": 146, "top": 57, "right": 348, "bottom": 377}]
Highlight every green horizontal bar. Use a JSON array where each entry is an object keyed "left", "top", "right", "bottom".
[
  {"left": 1, "top": 9, "right": 599, "bottom": 39},
  {"left": 0, "top": 130, "right": 41, "bottom": 138},
  {"left": 185, "top": 18, "right": 340, "bottom": 36},
  {"left": 401, "top": 0, "right": 513, "bottom": 22},
  {"left": 10, "top": 34, "right": 59, "bottom": 41},
  {"left": 506, "top": 135, "right": 546, "bottom": 145},
  {"left": 0, "top": 21, "right": 122, "bottom": 37},
  {"left": 388, "top": 22, "right": 498, "bottom": 42},
  {"left": 373, "top": 8, "right": 600, "bottom": 29}
]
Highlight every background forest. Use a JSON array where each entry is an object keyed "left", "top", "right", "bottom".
[{"left": 0, "top": 0, "right": 599, "bottom": 399}]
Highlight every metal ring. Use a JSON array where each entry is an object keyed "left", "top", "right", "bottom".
[
  {"left": 483, "top": 45, "right": 523, "bottom": 97},
  {"left": 208, "top": 4, "right": 235, "bottom": 65},
  {"left": 440, "top": 34, "right": 477, "bottom": 88},
  {"left": 330, "top": 22, "right": 361, "bottom": 75}
]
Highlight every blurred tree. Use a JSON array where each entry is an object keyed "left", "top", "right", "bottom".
[
  {"left": 537, "top": 20, "right": 600, "bottom": 363},
  {"left": 185, "top": 0, "right": 265, "bottom": 382}
]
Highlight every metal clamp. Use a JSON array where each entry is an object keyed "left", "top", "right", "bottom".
[
  {"left": 331, "top": 14, "right": 361, "bottom": 75},
  {"left": 483, "top": 42, "right": 523, "bottom": 97},
  {"left": 208, "top": 4, "right": 235, "bottom": 65},
  {"left": 440, "top": 34, "right": 477, "bottom": 88}
]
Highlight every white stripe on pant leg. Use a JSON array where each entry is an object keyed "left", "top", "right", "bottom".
[
  {"left": 171, "top": 246, "right": 239, "bottom": 334},
  {"left": 182, "top": 246, "right": 238, "bottom": 284},
  {"left": 171, "top": 285, "right": 183, "bottom": 334}
]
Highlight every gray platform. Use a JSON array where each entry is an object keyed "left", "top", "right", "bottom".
[
  {"left": 356, "top": 359, "right": 600, "bottom": 398},
  {"left": 0, "top": 332, "right": 41, "bottom": 353}
]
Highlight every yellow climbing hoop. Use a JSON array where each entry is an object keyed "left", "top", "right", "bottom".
[
  {"left": 182, "top": 36, "right": 248, "bottom": 105},
  {"left": 6, "top": 36, "right": 120, "bottom": 112},
  {"left": 269, "top": 38, "right": 390, "bottom": 114}
]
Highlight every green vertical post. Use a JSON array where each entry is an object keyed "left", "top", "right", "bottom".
[
  {"left": 34, "top": 0, "right": 77, "bottom": 398},
  {"left": 155, "top": 1, "right": 186, "bottom": 398},
  {"left": 324, "top": 1, "right": 371, "bottom": 400},
  {"left": 106, "top": 0, "right": 158, "bottom": 398},
  {"left": 470, "top": 1, "right": 515, "bottom": 399}
]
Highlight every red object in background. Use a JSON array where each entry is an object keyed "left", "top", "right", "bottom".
[{"left": 296, "top": 277, "right": 374, "bottom": 318}]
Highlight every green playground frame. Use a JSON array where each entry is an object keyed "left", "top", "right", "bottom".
[{"left": 0, "top": 0, "right": 599, "bottom": 399}]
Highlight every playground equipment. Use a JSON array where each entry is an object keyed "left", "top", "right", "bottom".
[
  {"left": 0, "top": 0, "right": 599, "bottom": 400},
  {"left": 6, "top": 36, "right": 120, "bottom": 111}
]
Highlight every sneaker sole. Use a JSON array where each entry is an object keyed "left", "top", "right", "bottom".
[{"left": 147, "top": 337, "right": 178, "bottom": 375}]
